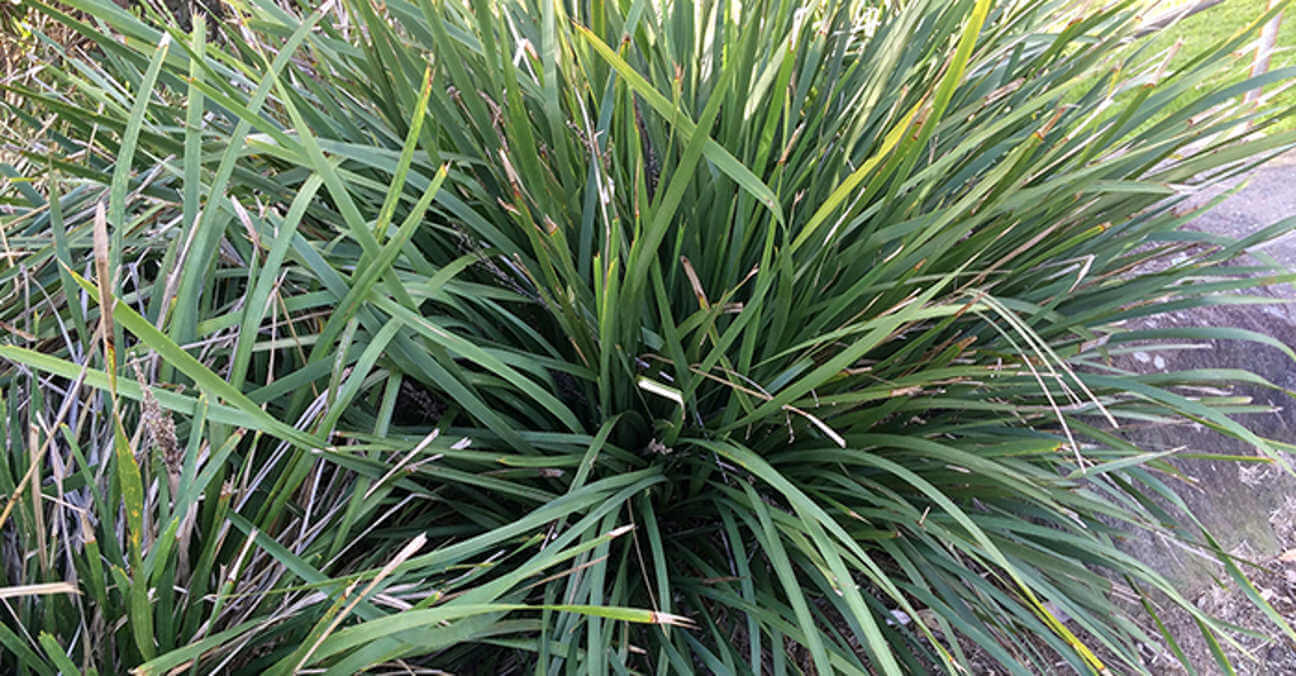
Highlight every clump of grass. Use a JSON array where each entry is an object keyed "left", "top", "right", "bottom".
[{"left": 1, "top": 0, "right": 1295, "bottom": 673}]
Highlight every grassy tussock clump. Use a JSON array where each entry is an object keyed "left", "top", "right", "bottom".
[{"left": 1, "top": 0, "right": 1295, "bottom": 673}]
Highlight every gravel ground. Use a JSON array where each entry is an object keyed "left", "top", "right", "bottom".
[
  {"left": 955, "top": 150, "right": 1296, "bottom": 675},
  {"left": 1108, "top": 149, "right": 1296, "bottom": 675}
]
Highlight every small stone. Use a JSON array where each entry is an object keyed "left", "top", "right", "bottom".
[{"left": 645, "top": 439, "right": 673, "bottom": 455}]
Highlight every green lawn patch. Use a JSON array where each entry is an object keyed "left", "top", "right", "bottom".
[{"left": 1146, "top": 0, "right": 1294, "bottom": 133}]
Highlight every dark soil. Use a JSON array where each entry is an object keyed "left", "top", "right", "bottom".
[{"left": 392, "top": 377, "right": 448, "bottom": 426}]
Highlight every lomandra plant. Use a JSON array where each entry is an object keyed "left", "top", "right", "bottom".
[{"left": 2, "top": 0, "right": 1295, "bottom": 672}]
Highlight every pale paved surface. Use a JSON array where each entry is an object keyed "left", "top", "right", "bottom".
[{"left": 1183, "top": 150, "right": 1296, "bottom": 270}]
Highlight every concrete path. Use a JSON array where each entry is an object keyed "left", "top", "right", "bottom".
[{"left": 1182, "top": 150, "right": 1296, "bottom": 269}]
